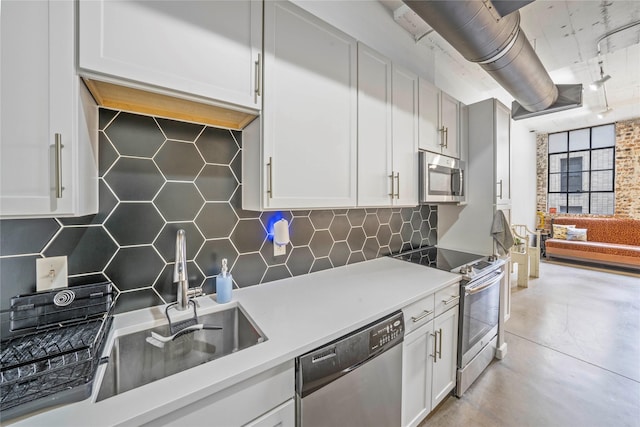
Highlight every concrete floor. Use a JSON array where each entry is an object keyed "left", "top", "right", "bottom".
[{"left": 420, "top": 261, "right": 640, "bottom": 427}]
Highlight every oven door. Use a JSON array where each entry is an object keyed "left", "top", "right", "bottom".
[{"left": 459, "top": 270, "right": 503, "bottom": 367}]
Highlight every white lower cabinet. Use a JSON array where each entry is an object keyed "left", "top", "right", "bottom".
[
  {"left": 402, "top": 297, "right": 459, "bottom": 427},
  {"left": 142, "top": 361, "right": 294, "bottom": 427}
]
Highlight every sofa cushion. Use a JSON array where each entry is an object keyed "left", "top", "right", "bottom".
[
  {"left": 566, "top": 228, "right": 588, "bottom": 241},
  {"left": 552, "top": 224, "right": 575, "bottom": 239}
]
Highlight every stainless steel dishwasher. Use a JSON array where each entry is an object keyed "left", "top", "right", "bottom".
[{"left": 295, "top": 311, "right": 404, "bottom": 427}]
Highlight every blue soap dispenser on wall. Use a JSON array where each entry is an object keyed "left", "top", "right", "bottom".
[{"left": 216, "top": 258, "right": 232, "bottom": 304}]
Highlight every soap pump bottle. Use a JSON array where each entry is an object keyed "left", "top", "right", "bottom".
[{"left": 216, "top": 258, "right": 232, "bottom": 304}]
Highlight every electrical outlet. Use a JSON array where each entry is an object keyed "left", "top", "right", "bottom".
[
  {"left": 273, "top": 242, "right": 287, "bottom": 257},
  {"left": 36, "top": 256, "right": 68, "bottom": 291}
]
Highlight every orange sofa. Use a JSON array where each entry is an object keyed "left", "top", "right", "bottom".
[{"left": 545, "top": 217, "right": 640, "bottom": 270}]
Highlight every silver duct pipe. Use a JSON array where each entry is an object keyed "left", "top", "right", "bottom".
[{"left": 404, "top": 0, "right": 559, "bottom": 112}]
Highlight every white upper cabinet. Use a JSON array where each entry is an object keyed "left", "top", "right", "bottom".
[
  {"left": 495, "top": 101, "right": 511, "bottom": 206},
  {"left": 78, "top": 0, "right": 263, "bottom": 111},
  {"left": 243, "top": 1, "right": 358, "bottom": 210},
  {"left": 1, "top": 0, "right": 98, "bottom": 219},
  {"left": 357, "top": 44, "right": 418, "bottom": 208},
  {"left": 418, "top": 79, "right": 460, "bottom": 159}
]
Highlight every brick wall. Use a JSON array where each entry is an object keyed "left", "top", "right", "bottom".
[{"left": 536, "top": 117, "right": 640, "bottom": 220}]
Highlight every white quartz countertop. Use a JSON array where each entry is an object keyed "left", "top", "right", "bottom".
[{"left": 12, "top": 257, "right": 460, "bottom": 426}]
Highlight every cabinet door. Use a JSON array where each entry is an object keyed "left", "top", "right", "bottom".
[
  {"left": 431, "top": 307, "right": 459, "bottom": 408},
  {"left": 440, "top": 92, "right": 460, "bottom": 158},
  {"left": 495, "top": 100, "right": 511, "bottom": 205},
  {"left": 418, "top": 79, "right": 440, "bottom": 153},
  {"left": 357, "top": 43, "right": 393, "bottom": 207},
  {"left": 244, "top": 399, "right": 295, "bottom": 427},
  {"left": 391, "top": 66, "right": 419, "bottom": 206},
  {"left": 262, "top": 1, "right": 357, "bottom": 209},
  {"left": 79, "top": 0, "right": 262, "bottom": 110},
  {"left": 402, "top": 321, "right": 433, "bottom": 427},
  {"left": 0, "top": 0, "right": 93, "bottom": 218}
]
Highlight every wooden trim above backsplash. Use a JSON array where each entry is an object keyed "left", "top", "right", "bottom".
[{"left": 83, "top": 78, "right": 257, "bottom": 130}]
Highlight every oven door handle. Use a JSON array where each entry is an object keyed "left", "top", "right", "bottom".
[{"left": 465, "top": 272, "right": 505, "bottom": 296}]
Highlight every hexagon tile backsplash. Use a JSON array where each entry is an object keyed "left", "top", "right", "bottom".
[{"left": 0, "top": 109, "right": 438, "bottom": 315}]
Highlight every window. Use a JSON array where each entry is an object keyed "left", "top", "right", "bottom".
[{"left": 548, "top": 124, "right": 615, "bottom": 215}]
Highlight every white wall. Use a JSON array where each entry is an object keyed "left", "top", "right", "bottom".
[{"left": 510, "top": 120, "right": 537, "bottom": 229}]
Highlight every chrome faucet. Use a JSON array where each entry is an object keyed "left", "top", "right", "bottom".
[{"left": 174, "top": 229, "right": 202, "bottom": 310}]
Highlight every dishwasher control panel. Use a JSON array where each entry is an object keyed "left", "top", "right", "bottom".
[{"left": 369, "top": 313, "right": 404, "bottom": 353}]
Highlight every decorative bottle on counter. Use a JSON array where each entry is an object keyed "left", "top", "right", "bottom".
[{"left": 216, "top": 258, "right": 233, "bottom": 304}]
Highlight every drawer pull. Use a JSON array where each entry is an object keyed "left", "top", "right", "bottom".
[
  {"left": 411, "top": 309, "right": 433, "bottom": 323},
  {"left": 442, "top": 295, "right": 460, "bottom": 306}
]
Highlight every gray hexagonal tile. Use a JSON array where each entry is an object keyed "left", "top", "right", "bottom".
[
  {"left": 401, "top": 207, "right": 413, "bottom": 222},
  {"left": 196, "top": 203, "right": 238, "bottom": 239},
  {"left": 329, "top": 215, "right": 350, "bottom": 242},
  {"left": 99, "top": 109, "right": 118, "bottom": 130},
  {"left": 98, "top": 131, "right": 119, "bottom": 177},
  {"left": 44, "top": 226, "right": 117, "bottom": 275},
  {"left": 363, "top": 237, "right": 379, "bottom": 260},
  {"left": 292, "top": 211, "right": 311, "bottom": 217},
  {"left": 290, "top": 216, "right": 314, "bottom": 247},
  {"left": 390, "top": 212, "right": 403, "bottom": 234},
  {"left": 310, "top": 257, "right": 333, "bottom": 273},
  {"left": 105, "top": 203, "right": 164, "bottom": 246},
  {"left": 428, "top": 206, "right": 438, "bottom": 229},
  {"left": 263, "top": 265, "right": 292, "bottom": 283},
  {"left": 104, "top": 112, "right": 165, "bottom": 157},
  {"left": 411, "top": 231, "right": 422, "bottom": 249},
  {"left": 309, "top": 211, "right": 334, "bottom": 230},
  {"left": 329, "top": 241, "right": 350, "bottom": 267},
  {"left": 378, "top": 245, "right": 391, "bottom": 256},
  {"left": 401, "top": 222, "right": 413, "bottom": 244},
  {"left": 0, "top": 218, "right": 60, "bottom": 256},
  {"left": 411, "top": 210, "right": 423, "bottom": 231},
  {"left": 348, "top": 251, "right": 366, "bottom": 264},
  {"left": 154, "top": 261, "right": 205, "bottom": 303},
  {"left": 105, "top": 246, "right": 164, "bottom": 291},
  {"left": 232, "top": 253, "right": 266, "bottom": 287},
  {"left": 363, "top": 214, "right": 379, "bottom": 238},
  {"left": 196, "top": 165, "right": 238, "bottom": 202},
  {"left": 377, "top": 208, "right": 392, "bottom": 224},
  {"left": 113, "top": 289, "right": 164, "bottom": 315},
  {"left": 154, "top": 223, "right": 204, "bottom": 263},
  {"left": 156, "top": 117, "right": 204, "bottom": 142},
  {"left": 195, "top": 239, "right": 238, "bottom": 277},
  {"left": 347, "top": 227, "right": 366, "bottom": 252},
  {"left": 230, "top": 149, "right": 242, "bottom": 182},
  {"left": 230, "top": 186, "right": 261, "bottom": 219},
  {"left": 105, "top": 157, "right": 165, "bottom": 201},
  {"left": 377, "top": 224, "right": 392, "bottom": 247},
  {"left": 347, "top": 209, "right": 366, "bottom": 227},
  {"left": 287, "top": 246, "right": 314, "bottom": 276},
  {"left": 154, "top": 182, "right": 204, "bottom": 221},
  {"left": 154, "top": 141, "right": 204, "bottom": 181},
  {"left": 390, "top": 234, "right": 403, "bottom": 254},
  {"left": 230, "top": 219, "right": 266, "bottom": 253},
  {"left": 195, "top": 127, "right": 239, "bottom": 164},
  {"left": 310, "top": 230, "right": 333, "bottom": 258}
]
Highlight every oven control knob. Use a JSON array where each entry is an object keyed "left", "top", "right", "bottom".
[
  {"left": 459, "top": 264, "right": 469, "bottom": 274},
  {"left": 488, "top": 255, "right": 497, "bottom": 262}
]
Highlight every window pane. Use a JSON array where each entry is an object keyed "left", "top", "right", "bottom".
[
  {"left": 569, "top": 128, "right": 590, "bottom": 151},
  {"left": 566, "top": 171, "right": 589, "bottom": 192},
  {"left": 549, "top": 153, "right": 567, "bottom": 173},
  {"left": 592, "top": 124, "right": 615, "bottom": 148},
  {"left": 591, "top": 193, "right": 614, "bottom": 215},
  {"left": 548, "top": 173, "right": 564, "bottom": 192},
  {"left": 569, "top": 151, "right": 589, "bottom": 171},
  {"left": 591, "top": 170, "right": 613, "bottom": 191},
  {"left": 548, "top": 193, "right": 566, "bottom": 212},
  {"left": 549, "top": 132, "right": 568, "bottom": 153},
  {"left": 592, "top": 148, "right": 614, "bottom": 170},
  {"left": 566, "top": 193, "right": 588, "bottom": 214}
]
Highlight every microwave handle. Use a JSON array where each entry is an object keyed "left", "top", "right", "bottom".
[{"left": 452, "top": 168, "right": 463, "bottom": 195}]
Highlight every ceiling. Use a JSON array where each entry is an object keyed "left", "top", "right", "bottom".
[{"left": 380, "top": 0, "right": 640, "bottom": 133}]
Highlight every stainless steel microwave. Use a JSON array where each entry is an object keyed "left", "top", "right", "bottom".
[{"left": 419, "top": 151, "right": 465, "bottom": 203}]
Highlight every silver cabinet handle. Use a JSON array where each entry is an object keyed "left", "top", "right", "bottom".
[
  {"left": 411, "top": 309, "right": 433, "bottom": 323},
  {"left": 266, "top": 157, "right": 273, "bottom": 198},
  {"left": 388, "top": 171, "right": 395, "bottom": 197},
  {"left": 430, "top": 331, "right": 437, "bottom": 363},
  {"left": 437, "top": 328, "right": 443, "bottom": 360},
  {"left": 497, "top": 179, "right": 503, "bottom": 199},
  {"left": 254, "top": 53, "right": 262, "bottom": 103},
  {"left": 439, "top": 126, "right": 446, "bottom": 148},
  {"left": 442, "top": 295, "right": 459, "bottom": 306},
  {"left": 395, "top": 172, "right": 400, "bottom": 199},
  {"left": 55, "top": 133, "right": 64, "bottom": 198},
  {"left": 443, "top": 127, "right": 448, "bottom": 148}
]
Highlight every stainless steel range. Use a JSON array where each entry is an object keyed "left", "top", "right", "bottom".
[{"left": 393, "top": 246, "right": 506, "bottom": 397}]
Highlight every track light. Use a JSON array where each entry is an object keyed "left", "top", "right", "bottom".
[
  {"left": 589, "top": 74, "right": 611, "bottom": 91},
  {"left": 597, "top": 107, "right": 613, "bottom": 119}
]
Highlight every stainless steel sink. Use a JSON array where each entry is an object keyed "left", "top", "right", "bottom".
[{"left": 96, "top": 305, "right": 266, "bottom": 401}]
